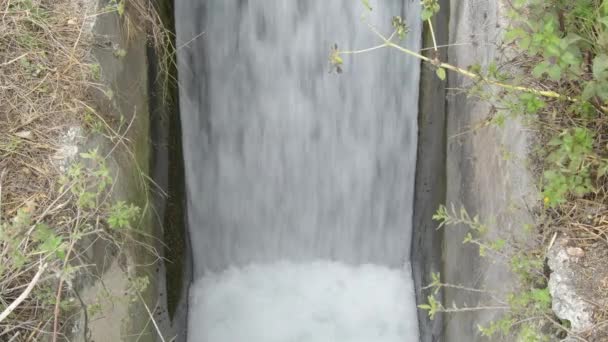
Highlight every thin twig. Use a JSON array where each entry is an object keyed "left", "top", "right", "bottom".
[
  {"left": 177, "top": 31, "right": 206, "bottom": 51},
  {"left": 137, "top": 293, "right": 166, "bottom": 342},
  {"left": 7, "top": 332, "right": 20, "bottom": 342},
  {"left": 0, "top": 169, "right": 5, "bottom": 227},
  {"left": 73, "top": 287, "right": 89, "bottom": 342},
  {"left": 0, "top": 53, "right": 28, "bottom": 67},
  {"left": 0, "top": 262, "right": 47, "bottom": 323},
  {"left": 441, "top": 305, "right": 510, "bottom": 313},
  {"left": 353, "top": 24, "right": 578, "bottom": 102},
  {"left": 339, "top": 43, "right": 388, "bottom": 55},
  {"left": 427, "top": 19, "right": 438, "bottom": 52},
  {"left": 420, "top": 42, "right": 475, "bottom": 52}
]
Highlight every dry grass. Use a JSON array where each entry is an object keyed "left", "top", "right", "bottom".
[{"left": 0, "top": 0, "right": 167, "bottom": 340}]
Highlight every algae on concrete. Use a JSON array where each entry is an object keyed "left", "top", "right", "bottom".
[
  {"left": 411, "top": 0, "right": 449, "bottom": 341},
  {"left": 72, "top": 3, "right": 167, "bottom": 341}
]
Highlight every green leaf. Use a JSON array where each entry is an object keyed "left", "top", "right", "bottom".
[
  {"left": 596, "top": 80, "right": 608, "bottom": 100},
  {"left": 117, "top": 1, "right": 125, "bottom": 16},
  {"left": 598, "top": 161, "right": 608, "bottom": 178},
  {"left": 421, "top": 8, "right": 433, "bottom": 21},
  {"left": 530, "top": 288, "right": 552, "bottom": 307},
  {"left": 582, "top": 82, "right": 597, "bottom": 101},
  {"left": 532, "top": 62, "right": 548, "bottom": 79},
  {"left": 113, "top": 48, "right": 127, "bottom": 58},
  {"left": 436, "top": 68, "right": 446, "bottom": 80},
  {"left": 593, "top": 54, "right": 608, "bottom": 80},
  {"left": 547, "top": 64, "right": 562, "bottom": 81},
  {"left": 562, "top": 33, "right": 582, "bottom": 47},
  {"left": 504, "top": 27, "right": 526, "bottom": 43},
  {"left": 361, "top": 0, "right": 372, "bottom": 11},
  {"left": 547, "top": 136, "right": 562, "bottom": 146}
]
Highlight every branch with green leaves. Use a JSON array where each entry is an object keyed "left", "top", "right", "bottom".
[{"left": 330, "top": 0, "right": 579, "bottom": 103}]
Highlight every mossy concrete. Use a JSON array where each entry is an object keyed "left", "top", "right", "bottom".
[
  {"left": 71, "top": 2, "right": 166, "bottom": 341},
  {"left": 411, "top": 0, "right": 449, "bottom": 341}
]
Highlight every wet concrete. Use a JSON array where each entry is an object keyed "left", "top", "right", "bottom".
[{"left": 411, "top": 0, "right": 449, "bottom": 341}]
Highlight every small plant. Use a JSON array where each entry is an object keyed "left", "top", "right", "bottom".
[
  {"left": 90, "top": 63, "right": 102, "bottom": 81},
  {"left": 106, "top": 0, "right": 125, "bottom": 17},
  {"left": 420, "top": 205, "right": 554, "bottom": 339},
  {"left": 108, "top": 201, "right": 141, "bottom": 230},
  {"left": 0, "top": 0, "right": 168, "bottom": 340},
  {"left": 113, "top": 47, "right": 127, "bottom": 58},
  {"left": 542, "top": 128, "right": 595, "bottom": 206}
]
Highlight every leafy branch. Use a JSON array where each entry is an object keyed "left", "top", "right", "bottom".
[{"left": 332, "top": 1, "right": 581, "bottom": 103}]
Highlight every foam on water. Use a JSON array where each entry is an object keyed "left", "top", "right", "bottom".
[{"left": 188, "top": 261, "right": 420, "bottom": 342}]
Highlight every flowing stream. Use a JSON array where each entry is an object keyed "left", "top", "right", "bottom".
[{"left": 175, "top": 1, "right": 422, "bottom": 341}]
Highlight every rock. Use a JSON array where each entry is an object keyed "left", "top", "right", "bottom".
[
  {"left": 52, "top": 126, "right": 81, "bottom": 173},
  {"left": 547, "top": 239, "right": 594, "bottom": 332}
]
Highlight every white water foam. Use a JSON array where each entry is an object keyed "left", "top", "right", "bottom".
[{"left": 188, "top": 261, "right": 420, "bottom": 342}]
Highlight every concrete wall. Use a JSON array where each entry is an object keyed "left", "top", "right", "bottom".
[
  {"left": 70, "top": 3, "right": 167, "bottom": 341},
  {"left": 442, "top": 0, "right": 537, "bottom": 340},
  {"left": 411, "top": 0, "right": 449, "bottom": 340}
]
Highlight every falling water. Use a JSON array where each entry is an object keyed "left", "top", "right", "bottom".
[{"left": 176, "top": 1, "right": 422, "bottom": 341}]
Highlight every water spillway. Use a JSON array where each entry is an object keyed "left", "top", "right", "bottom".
[{"left": 175, "top": 1, "right": 422, "bottom": 340}]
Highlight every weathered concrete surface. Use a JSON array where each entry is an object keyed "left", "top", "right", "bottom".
[
  {"left": 443, "top": 0, "right": 537, "bottom": 340},
  {"left": 70, "top": 3, "right": 167, "bottom": 341},
  {"left": 148, "top": 1, "right": 191, "bottom": 340},
  {"left": 411, "top": 0, "right": 449, "bottom": 340}
]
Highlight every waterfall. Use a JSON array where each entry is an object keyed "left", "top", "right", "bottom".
[{"left": 176, "top": 1, "right": 422, "bottom": 341}]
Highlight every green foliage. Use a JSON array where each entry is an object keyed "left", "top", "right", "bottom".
[
  {"left": 433, "top": 204, "right": 488, "bottom": 234},
  {"left": 34, "top": 223, "right": 66, "bottom": 260},
  {"left": 90, "top": 63, "right": 101, "bottom": 81},
  {"left": 126, "top": 276, "right": 150, "bottom": 302},
  {"left": 517, "top": 93, "right": 545, "bottom": 115},
  {"left": 427, "top": 205, "right": 554, "bottom": 338},
  {"left": 9, "top": 0, "right": 49, "bottom": 21},
  {"left": 108, "top": 201, "right": 141, "bottom": 230},
  {"left": 113, "top": 48, "right": 127, "bottom": 58},
  {"left": 436, "top": 67, "right": 446, "bottom": 80},
  {"left": 417, "top": 294, "right": 442, "bottom": 320},
  {"left": 507, "top": 12, "right": 583, "bottom": 81},
  {"left": 60, "top": 147, "right": 142, "bottom": 232},
  {"left": 63, "top": 148, "right": 113, "bottom": 209},
  {"left": 391, "top": 16, "right": 409, "bottom": 40},
  {"left": 518, "top": 325, "right": 550, "bottom": 342},
  {"left": 106, "top": 0, "right": 125, "bottom": 17},
  {"left": 421, "top": 0, "right": 440, "bottom": 21},
  {"left": 328, "top": 44, "right": 343, "bottom": 74},
  {"left": 543, "top": 128, "right": 595, "bottom": 206},
  {"left": 584, "top": 54, "right": 608, "bottom": 100},
  {"left": 415, "top": 0, "right": 608, "bottom": 340},
  {"left": 479, "top": 315, "right": 515, "bottom": 338},
  {"left": 510, "top": 253, "right": 545, "bottom": 285}
]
